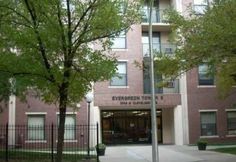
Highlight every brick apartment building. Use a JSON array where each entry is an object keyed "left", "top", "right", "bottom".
[{"left": 1, "top": 0, "right": 236, "bottom": 147}]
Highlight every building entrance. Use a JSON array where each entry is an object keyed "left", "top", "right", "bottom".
[{"left": 101, "top": 110, "right": 162, "bottom": 145}]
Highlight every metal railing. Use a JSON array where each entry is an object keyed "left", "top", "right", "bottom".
[
  {"left": 143, "top": 78, "right": 179, "bottom": 94},
  {"left": 0, "top": 123, "right": 99, "bottom": 162},
  {"left": 141, "top": 8, "right": 169, "bottom": 23},
  {"left": 142, "top": 43, "right": 176, "bottom": 57}
]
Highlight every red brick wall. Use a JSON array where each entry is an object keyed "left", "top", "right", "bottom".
[
  {"left": 15, "top": 95, "right": 88, "bottom": 126},
  {"left": 0, "top": 102, "right": 8, "bottom": 125},
  {"left": 94, "top": 25, "right": 144, "bottom": 95},
  {"left": 187, "top": 68, "right": 236, "bottom": 144}
]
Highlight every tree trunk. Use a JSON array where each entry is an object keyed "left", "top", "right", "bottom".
[{"left": 56, "top": 84, "right": 69, "bottom": 162}]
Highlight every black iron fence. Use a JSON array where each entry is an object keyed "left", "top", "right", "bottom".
[{"left": 0, "top": 123, "right": 99, "bottom": 162}]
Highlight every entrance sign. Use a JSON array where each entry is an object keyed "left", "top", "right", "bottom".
[{"left": 111, "top": 95, "right": 163, "bottom": 105}]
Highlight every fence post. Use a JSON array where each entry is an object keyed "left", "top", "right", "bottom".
[
  {"left": 96, "top": 122, "right": 99, "bottom": 162},
  {"left": 5, "top": 123, "right": 8, "bottom": 162},
  {"left": 51, "top": 123, "right": 54, "bottom": 162}
]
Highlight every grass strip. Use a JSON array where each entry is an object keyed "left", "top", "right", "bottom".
[{"left": 212, "top": 147, "right": 236, "bottom": 155}]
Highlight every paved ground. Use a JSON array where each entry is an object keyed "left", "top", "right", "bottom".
[{"left": 99, "top": 145, "right": 236, "bottom": 162}]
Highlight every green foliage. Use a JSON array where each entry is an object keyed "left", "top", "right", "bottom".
[
  {"left": 197, "top": 138, "right": 208, "bottom": 145},
  {"left": 213, "top": 147, "right": 236, "bottom": 155},
  {"left": 96, "top": 143, "right": 106, "bottom": 150},
  {"left": 0, "top": 1, "right": 141, "bottom": 161},
  {"left": 155, "top": 0, "right": 236, "bottom": 97},
  {"left": 0, "top": 150, "right": 97, "bottom": 162},
  {"left": 0, "top": 0, "right": 141, "bottom": 104}
]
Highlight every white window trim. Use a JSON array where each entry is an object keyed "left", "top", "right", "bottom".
[
  {"left": 226, "top": 135, "right": 236, "bottom": 137},
  {"left": 56, "top": 140, "right": 78, "bottom": 143},
  {"left": 25, "top": 140, "right": 47, "bottom": 143},
  {"left": 197, "top": 85, "right": 216, "bottom": 88},
  {"left": 200, "top": 135, "right": 219, "bottom": 138},
  {"left": 25, "top": 112, "right": 47, "bottom": 115},
  {"left": 141, "top": 22, "right": 170, "bottom": 25},
  {"left": 56, "top": 112, "right": 77, "bottom": 115},
  {"left": 112, "top": 49, "right": 128, "bottom": 52},
  {"left": 225, "top": 109, "right": 236, "bottom": 112},
  {"left": 199, "top": 109, "right": 218, "bottom": 112},
  {"left": 117, "top": 59, "right": 128, "bottom": 62},
  {"left": 108, "top": 86, "right": 129, "bottom": 89}
]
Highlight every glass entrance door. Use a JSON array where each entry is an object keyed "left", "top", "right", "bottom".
[{"left": 101, "top": 110, "right": 162, "bottom": 145}]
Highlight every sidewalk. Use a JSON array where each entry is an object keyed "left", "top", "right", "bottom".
[{"left": 99, "top": 145, "right": 236, "bottom": 162}]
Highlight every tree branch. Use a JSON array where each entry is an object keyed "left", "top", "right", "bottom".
[
  {"left": 72, "top": 27, "right": 128, "bottom": 54},
  {"left": 71, "top": 0, "right": 97, "bottom": 34},
  {"left": 0, "top": 5, "right": 32, "bottom": 25},
  {"left": 23, "top": 0, "right": 56, "bottom": 84},
  {"left": 0, "top": 69, "right": 54, "bottom": 82},
  {"left": 66, "top": 0, "right": 72, "bottom": 59},
  {"left": 56, "top": 0, "right": 67, "bottom": 56}
]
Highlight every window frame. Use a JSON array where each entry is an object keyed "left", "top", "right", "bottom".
[
  {"left": 193, "top": 0, "right": 208, "bottom": 15},
  {"left": 200, "top": 111, "right": 217, "bottom": 137},
  {"left": 226, "top": 110, "right": 236, "bottom": 135},
  {"left": 198, "top": 64, "right": 215, "bottom": 86},
  {"left": 27, "top": 114, "right": 46, "bottom": 141},
  {"left": 110, "top": 62, "right": 128, "bottom": 86},
  {"left": 110, "top": 31, "right": 127, "bottom": 49},
  {"left": 57, "top": 114, "right": 76, "bottom": 140}
]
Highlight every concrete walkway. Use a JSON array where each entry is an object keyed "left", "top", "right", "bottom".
[{"left": 99, "top": 145, "right": 236, "bottom": 162}]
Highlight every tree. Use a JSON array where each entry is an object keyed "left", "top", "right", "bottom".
[
  {"left": 0, "top": 0, "right": 141, "bottom": 162},
  {"left": 154, "top": 0, "right": 236, "bottom": 97}
]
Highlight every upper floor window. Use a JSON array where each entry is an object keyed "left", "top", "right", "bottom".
[
  {"left": 142, "top": 32, "right": 160, "bottom": 57},
  {"left": 227, "top": 111, "right": 236, "bottom": 135},
  {"left": 27, "top": 115, "right": 45, "bottom": 140},
  {"left": 142, "top": 0, "right": 159, "bottom": 23},
  {"left": 198, "top": 64, "right": 214, "bottom": 85},
  {"left": 110, "top": 62, "right": 127, "bottom": 86},
  {"left": 200, "top": 111, "right": 217, "bottom": 136},
  {"left": 111, "top": 31, "right": 126, "bottom": 49},
  {"left": 193, "top": 0, "right": 208, "bottom": 14}
]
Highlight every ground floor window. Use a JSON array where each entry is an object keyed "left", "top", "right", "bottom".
[
  {"left": 227, "top": 111, "right": 236, "bottom": 135},
  {"left": 58, "top": 114, "right": 76, "bottom": 140},
  {"left": 101, "top": 110, "right": 162, "bottom": 145},
  {"left": 27, "top": 115, "right": 45, "bottom": 140},
  {"left": 200, "top": 111, "right": 217, "bottom": 136}
]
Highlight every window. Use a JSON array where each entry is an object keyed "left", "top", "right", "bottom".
[
  {"left": 143, "top": 57, "right": 163, "bottom": 94},
  {"left": 142, "top": 0, "right": 160, "bottom": 23},
  {"left": 111, "top": 31, "right": 126, "bottom": 49},
  {"left": 200, "top": 112, "right": 217, "bottom": 136},
  {"left": 227, "top": 111, "right": 236, "bottom": 135},
  {"left": 142, "top": 32, "right": 160, "bottom": 57},
  {"left": 27, "top": 115, "right": 45, "bottom": 140},
  {"left": 110, "top": 62, "right": 127, "bottom": 86},
  {"left": 198, "top": 64, "right": 214, "bottom": 85},
  {"left": 193, "top": 0, "right": 208, "bottom": 14},
  {"left": 58, "top": 115, "right": 76, "bottom": 140}
]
